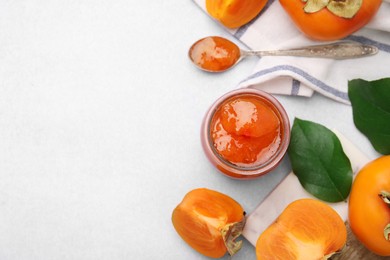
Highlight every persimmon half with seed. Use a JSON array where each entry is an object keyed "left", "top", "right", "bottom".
[
  {"left": 172, "top": 188, "right": 245, "bottom": 258},
  {"left": 256, "top": 199, "right": 347, "bottom": 260}
]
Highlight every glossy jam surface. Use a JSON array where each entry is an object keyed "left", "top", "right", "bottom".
[
  {"left": 189, "top": 36, "right": 240, "bottom": 72},
  {"left": 210, "top": 95, "right": 281, "bottom": 167}
]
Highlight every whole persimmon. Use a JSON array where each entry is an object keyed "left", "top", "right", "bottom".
[
  {"left": 279, "top": 0, "right": 382, "bottom": 40},
  {"left": 256, "top": 199, "right": 347, "bottom": 260},
  {"left": 172, "top": 188, "right": 245, "bottom": 258},
  {"left": 348, "top": 156, "right": 390, "bottom": 256},
  {"left": 206, "top": 0, "right": 268, "bottom": 28}
]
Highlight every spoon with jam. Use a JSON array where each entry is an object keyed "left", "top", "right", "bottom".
[{"left": 188, "top": 36, "right": 378, "bottom": 73}]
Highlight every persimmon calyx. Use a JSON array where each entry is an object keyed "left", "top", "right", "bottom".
[
  {"left": 303, "top": 0, "right": 329, "bottom": 13},
  {"left": 302, "top": 0, "right": 362, "bottom": 18},
  {"left": 384, "top": 224, "right": 390, "bottom": 241},
  {"left": 379, "top": 191, "right": 390, "bottom": 241},
  {"left": 221, "top": 214, "right": 246, "bottom": 256},
  {"left": 379, "top": 190, "right": 390, "bottom": 206}
]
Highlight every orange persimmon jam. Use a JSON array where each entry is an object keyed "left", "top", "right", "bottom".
[
  {"left": 189, "top": 36, "right": 241, "bottom": 72},
  {"left": 201, "top": 89, "right": 290, "bottom": 179}
]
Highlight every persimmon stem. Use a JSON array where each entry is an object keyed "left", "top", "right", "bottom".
[{"left": 221, "top": 214, "right": 246, "bottom": 257}]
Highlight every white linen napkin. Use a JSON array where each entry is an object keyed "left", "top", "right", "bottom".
[{"left": 193, "top": 0, "right": 390, "bottom": 104}]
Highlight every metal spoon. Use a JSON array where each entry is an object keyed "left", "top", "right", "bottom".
[{"left": 188, "top": 36, "right": 378, "bottom": 73}]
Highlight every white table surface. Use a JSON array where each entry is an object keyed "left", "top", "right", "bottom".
[{"left": 0, "top": 1, "right": 381, "bottom": 259}]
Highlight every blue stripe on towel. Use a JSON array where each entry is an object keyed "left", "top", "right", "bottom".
[
  {"left": 291, "top": 79, "right": 300, "bottom": 96},
  {"left": 240, "top": 65, "right": 349, "bottom": 101}
]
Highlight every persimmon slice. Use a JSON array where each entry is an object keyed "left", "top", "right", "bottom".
[
  {"left": 172, "top": 188, "right": 245, "bottom": 258},
  {"left": 256, "top": 199, "right": 347, "bottom": 260}
]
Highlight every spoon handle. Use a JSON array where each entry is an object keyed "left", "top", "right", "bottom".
[{"left": 243, "top": 42, "right": 378, "bottom": 59}]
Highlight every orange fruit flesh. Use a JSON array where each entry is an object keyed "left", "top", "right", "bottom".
[
  {"left": 256, "top": 199, "right": 347, "bottom": 260},
  {"left": 172, "top": 188, "right": 244, "bottom": 258}
]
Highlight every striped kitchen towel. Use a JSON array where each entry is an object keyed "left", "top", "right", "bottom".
[{"left": 193, "top": 0, "right": 390, "bottom": 104}]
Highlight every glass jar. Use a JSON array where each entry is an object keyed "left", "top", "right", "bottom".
[{"left": 201, "top": 88, "right": 290, "bottom": 179}]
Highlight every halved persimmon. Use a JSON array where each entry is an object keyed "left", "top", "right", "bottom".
[
  {"left": 206, "top": 0, "right": 268, "bottom": 29},
  {"left": 172, "top": 188, "right": 245, "bottom": 258},
  {"left": 256, "top": 199, "right": 347, "bottom": 260}
]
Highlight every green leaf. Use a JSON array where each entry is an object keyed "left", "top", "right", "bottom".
[
  {"left": 348, "top": 78, "right": 390, "bottom": 155},
  {"left": 288, "top": 118, "right": 353, "bottom": 202}
]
